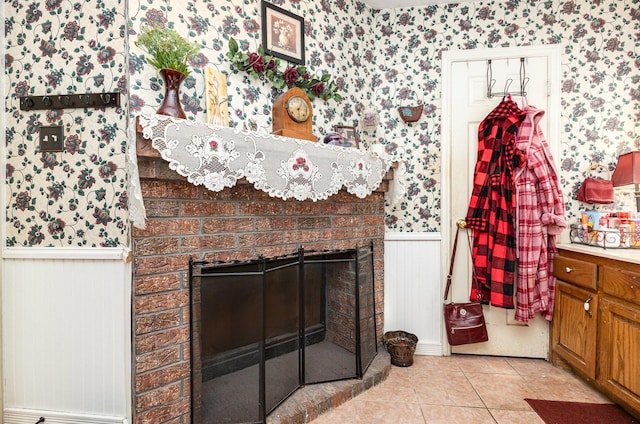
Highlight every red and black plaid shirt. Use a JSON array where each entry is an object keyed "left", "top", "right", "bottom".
[{"left": 464, "top": 96, "right": 526, "bottom": 309}]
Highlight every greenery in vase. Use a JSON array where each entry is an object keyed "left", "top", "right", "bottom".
[
  {"left": 135, "top": 25, "right": 201, "bottom": 76},
  {"left": 227, "top": 38, "right": 343, "bottom": 102}
]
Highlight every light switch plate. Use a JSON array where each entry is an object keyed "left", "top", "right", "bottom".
[{"left": 39, "top": 126, "right": 64, "bottom": 152}]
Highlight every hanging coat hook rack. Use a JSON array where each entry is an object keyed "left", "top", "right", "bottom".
[
  {"left": 486, "top": 58, "right": 528, "bottom": 98},
  {"left": 19, "top": 92, "right": 120, "bottom": 111}
]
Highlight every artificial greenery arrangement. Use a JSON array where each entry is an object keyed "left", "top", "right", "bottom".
[
  {"left": 135, "top": 25, "right": 201, "bottom": 76},
  {"left": 227, "top": 38, "right": 343, "bottom": 102}
]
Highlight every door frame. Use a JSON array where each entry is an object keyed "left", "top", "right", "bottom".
[
  {"left": 440, "top": 45, "right": 562, "bottom": 355},
  {"left": 1, "top": 0, "right": 6, "bottom": 414}
]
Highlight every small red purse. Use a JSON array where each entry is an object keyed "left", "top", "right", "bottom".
[
  {"left": 443, "top": 226, "right": 488, "bottom": 346},
  {"left": 576, "top": 164, "right": 614, "bottom": 204}
]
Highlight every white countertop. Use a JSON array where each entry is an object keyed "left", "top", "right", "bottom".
[{"left": 557, "top": 243, "right": 640, "bottom": 265}]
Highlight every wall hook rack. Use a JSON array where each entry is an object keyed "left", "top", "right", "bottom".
[
  {"left": 486, "top": 58, "right": 529, "bottom": 99},
  {"left": 19, "top": 92, "right": 120, "bottom": 111}
]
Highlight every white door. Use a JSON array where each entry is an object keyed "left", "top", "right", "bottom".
[{"left": 441, "top": 46, "right": 562, "bottom": 358}]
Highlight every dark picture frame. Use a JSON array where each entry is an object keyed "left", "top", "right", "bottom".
[
  {"left": 334, "top": 125, "right": 360, "bottom": 148},
  {"left": 261, "top": 1, "right": 305, "bottom": 65}
]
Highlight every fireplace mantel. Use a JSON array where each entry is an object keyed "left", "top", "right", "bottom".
[
  {"left": 131, "top": 115, "right": 391, "bottom": 423},
  {"left": 136, "top": 114, "right": 399, "bottom": 200}
]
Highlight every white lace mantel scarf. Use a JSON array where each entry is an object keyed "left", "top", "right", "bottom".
[{"left": 129, "top": 114, "right": 404, "bottom": 229}]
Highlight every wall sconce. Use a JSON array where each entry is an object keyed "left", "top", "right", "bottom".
[{"left": 611, "top": 151, "right": 640, "bottom": 212}]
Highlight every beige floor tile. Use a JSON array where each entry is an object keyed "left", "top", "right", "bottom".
[
  {"left": 420, "top": 405, "right": 497, "bottom": 424},
  {"left": 356, "top": 383, "right": 413, "bottom": 404},
  {"left": 454, "top": 354, "right": 519, "bottom": 375},
  {"left": 522, "top": 373, "right": 613, "bottom": 403},
  {"left": 410, "top": 355, "right": 463, "bottom": 373},
  {"left": 490, "top": 408, "right": 545, "bottom": 424},
  {"left": 413, "top": 370, "right": 485, "bottom": 407},
  {"left": 354, "top": 400, "right": 425, "bottom": 423},
  {"left": 309, "top": 354, "right": 626, "bottom": 423},
  {"left": 505, "top": 357, "right": 569, "bottom": 377},
  {"left": 358, "top": 371, "right": 419, "bottom": 403},
  {"left": 386, "top": 364, "right": 420, "bottom": 385},
  {"left": 465, "top": 372, "right": 534, "bottom": 410}
]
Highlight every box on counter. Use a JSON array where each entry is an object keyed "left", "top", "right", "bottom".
[
  {"left": 630, "top": 220, "right": 640, "bottom": 247},
  {"left": 582, "top": 210, "right": 600, "bottom": 231}
]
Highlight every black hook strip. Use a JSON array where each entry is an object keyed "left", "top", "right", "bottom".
[{"left": 19, "top": 92, "right": 120, "bottom": 111}]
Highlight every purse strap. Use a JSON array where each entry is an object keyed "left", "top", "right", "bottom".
[{"left": 444, "top": 225, "right": 481, "bottom": 302}]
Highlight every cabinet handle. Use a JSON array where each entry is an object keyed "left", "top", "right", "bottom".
[
  {"left": 584, "top": 296, "right": 593, "bottom": 317},
  {"left": 565, "top": 267, "right": 572, "bottom": 273}
]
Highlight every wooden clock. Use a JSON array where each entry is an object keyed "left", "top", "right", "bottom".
[{"left": 272, "top": 87, "right": 316, "bottom": 142}]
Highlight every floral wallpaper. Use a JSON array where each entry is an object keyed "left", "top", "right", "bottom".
[
  {"left": 129, "top": 0, "right": 639, "bottom": 233},
  {"left": 373, "top": 0, "right": 640, "bottom": 231},
  {"left": 4, "top": 0, "right": 129, "bottom": 247},
  {"left": 4, "top": 0, "right": 640, "bottom": 246},
  {"left": 128, "top": 1, "right": 374, "bottom": 140}
]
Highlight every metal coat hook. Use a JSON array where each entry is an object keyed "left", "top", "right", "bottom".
[
  {"left": 503, "top": 78, "right": 513, "bottom": 94},
  {"left": 486, "top": 59, "right": 496, "bottom": 98},
  {"left": 519, "top": 57, "right": 529, "bottom": 98}
]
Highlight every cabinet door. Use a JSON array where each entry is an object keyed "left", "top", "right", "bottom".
[
  {"left": 598, "top": 297, "right": 640, "bottom": 416},
  {"left": 552, "top": 281, "right": 598, "bottom": 379}
]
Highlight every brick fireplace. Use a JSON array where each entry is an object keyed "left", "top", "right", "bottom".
[{"left": 132, "top": 132, "right": 390, "bottom": 423}]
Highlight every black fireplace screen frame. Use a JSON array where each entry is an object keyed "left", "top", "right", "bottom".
[{"left": 189, "top": 243, "right": 377, "bottom": 424}]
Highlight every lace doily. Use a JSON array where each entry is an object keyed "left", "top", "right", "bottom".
[
  {"left": 137, "top": 114, "right": 396, "bottom": 202},
  {"left": 127, "top": 122, "right": 148, "bottom": 230}
]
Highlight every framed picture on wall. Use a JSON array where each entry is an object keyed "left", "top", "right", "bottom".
[
  {"left": 261, "top": 1, "right": 305, "bottom": 64},
  {"left": 334, "top": 125, "right": 360, "bottom": 148}
]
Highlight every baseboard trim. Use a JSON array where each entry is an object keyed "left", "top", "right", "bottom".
[
  {"left": 4, "top": 408, "right": 128, "bottom": 424},
  {"left": 415, "top": 341, "right": 444, "bottom": 356},
  {"left": 2, "top": 246, "right": 130, "bottom": 261}
]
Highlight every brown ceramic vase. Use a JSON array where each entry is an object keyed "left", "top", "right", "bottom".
[{"left": 157, "top": 68, "right": 186, "bottom": 119}]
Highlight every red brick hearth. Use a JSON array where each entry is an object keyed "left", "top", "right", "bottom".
[{"left": 132, "top": 133, "right": 390, "bottom": 423}]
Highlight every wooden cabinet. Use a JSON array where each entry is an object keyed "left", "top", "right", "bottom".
[
  {"left": 599, "top": 264, "right": 640, "bottom": 415},
  {"left": 552, "top": 281, "right": 598, "bottom": 379},
  {"left": 552, "top": 254, "right": 598, "bottom": 379},
  {"left": 551, "top": 249, "right": 640, "bottom": 419}
]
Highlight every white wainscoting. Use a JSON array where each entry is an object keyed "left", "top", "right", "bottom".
[
  {"left": 3, "top": 408, "right": 128, "bottom": 424},
  {"left": 2, "top": 248, "right": 132, "bottom": 424},
  {"left": 384, "top": 232, "right": 443, "bottom": 356}
]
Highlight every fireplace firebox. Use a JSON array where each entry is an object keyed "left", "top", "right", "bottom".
[{"left": 190, "top": 244, "right": 377, "bottom": 424}]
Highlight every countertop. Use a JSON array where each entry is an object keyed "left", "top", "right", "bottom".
[{"left": 557, "top": 243, "right": 640, "bottom": 265}]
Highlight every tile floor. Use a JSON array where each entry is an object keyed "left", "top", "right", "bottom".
[{"left": 312, "top": 354, "right": 612, "bottom": 424}]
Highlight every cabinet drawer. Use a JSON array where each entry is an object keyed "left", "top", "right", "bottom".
[
  {"left": 554, "top": 256, "right": 598, "bottom": 290},
  {"left": 602, "top": 267, "right": 640, "bottom": 306}
]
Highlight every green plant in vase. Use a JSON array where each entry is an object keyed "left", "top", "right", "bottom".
[{"left": 135, "top": 25, "right": 201, "bottom": 118}]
